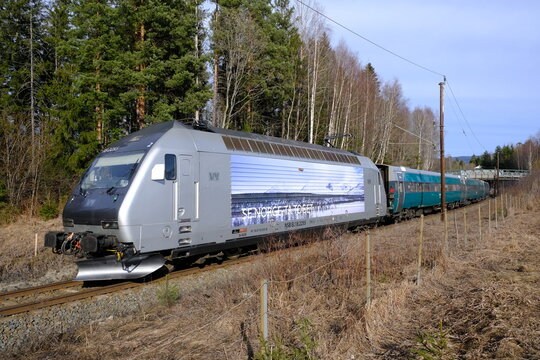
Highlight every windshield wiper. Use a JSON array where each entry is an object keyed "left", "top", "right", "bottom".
[
  {"left": 106, "top": 186, "right": 117, "bottom": 195},
  {"left": 128, "top": 160, "right": 140, "bottom": 178}
]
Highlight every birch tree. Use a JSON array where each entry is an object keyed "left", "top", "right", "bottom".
[{"left": 213, "top": 8, "right": 265, "bottom": 129}]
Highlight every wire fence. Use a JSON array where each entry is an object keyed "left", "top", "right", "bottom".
[{"left": 132, "top": 190, "right": 524, "bottom": 359}]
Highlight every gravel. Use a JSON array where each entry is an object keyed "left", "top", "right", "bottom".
[{"left": 0, "top": 265, "right": 245, "bottom": 356}]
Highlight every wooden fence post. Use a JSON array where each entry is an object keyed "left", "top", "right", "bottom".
[
  {"left": 495, "top": 196, "right": 498, "bottom": 228},
  {"left": 454, "top": 211, "right": 459, "bottom": 245},
  {"left": 365, "top": 231, "right": 371, "bottom": 307},
  {"left": 478, "top": 206, "right": 482, "bottom": 242},
  {"left": 34, "top": 233, "right": 38, "bottom": 257},
  {"left": 501, "top": 193, "right": 504, "bottom": 219},
  {"left": 260, "top": 279, "right": 268, "bottom": 341},
  {"left": 463, "top": 210, "right": 467, "bottom": 243},
  {"left": 444, "top": 211, "right": 448, "bottom": 254},
  {"left": 416, "top": 215, "right": 424, "bottom": 285},
  {"left": 488, "top": 199, "right": 491, "bottom": 233}
]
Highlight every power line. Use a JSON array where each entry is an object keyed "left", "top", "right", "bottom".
[
  {"left": 445, "top": 90, "right": 476, "bottom": 154},
  {"left": 294, "top": 0, "right": 446, "bottom": 79},
  {"left": 446, "top": 80, "right": 487, "bottom": 152},
  {"left": 295, "top": 0, "right": 484, "bottom": 155},
  {"left": 394, "top": 124, "right": 435, "bottom": 145}
]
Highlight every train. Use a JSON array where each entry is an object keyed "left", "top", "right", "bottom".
[{"left": 44, "top": 120, "right": 489, "bottom": 281}]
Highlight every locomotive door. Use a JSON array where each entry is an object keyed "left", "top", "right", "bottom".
[{"left": 175, "top": 154, "right": 197, "bottom": 223}]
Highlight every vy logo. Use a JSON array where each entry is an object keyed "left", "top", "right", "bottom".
[{"left": 209, "top": 172, "right": 220, "bottom": 181}]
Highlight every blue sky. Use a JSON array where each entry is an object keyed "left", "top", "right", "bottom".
[{"left": 312, "top": 0, "right": 540, "bottom": 157}]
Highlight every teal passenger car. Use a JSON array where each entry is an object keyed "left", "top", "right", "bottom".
[{"left": 377, "top": 165, "right": 489, "bottom": 221}]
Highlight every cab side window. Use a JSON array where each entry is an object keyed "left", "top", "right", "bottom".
[{"left": 165, "top": 154, "right": 176, "bottom": 180}]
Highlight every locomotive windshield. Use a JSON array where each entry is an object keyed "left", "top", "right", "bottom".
[{"left": 80, "top": 151, "right": 145, "bottom": 190}]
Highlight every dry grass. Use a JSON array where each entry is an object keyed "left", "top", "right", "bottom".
[
  {"left": 0, "top": 216, "right": 76, "bottom": 290},
  {"left": 7, "top": 172, "right": 540, "bottom": 359}
]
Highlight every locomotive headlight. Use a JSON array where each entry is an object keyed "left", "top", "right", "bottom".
[{"left": 101, "top": 221, "right": 119, "bottom": 229}]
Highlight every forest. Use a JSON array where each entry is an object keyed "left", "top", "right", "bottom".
[{"left": 1, "top": 0, "right": 539, "bottom": 222}]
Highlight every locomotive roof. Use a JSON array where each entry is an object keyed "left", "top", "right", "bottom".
[
  {"left": 102, "top": 121, "right": 176, "bottom": 154},
  {"left": 204, "top": 123, "right": 354, "bottom": 155},
  {"left": 192, "top": 121, "right": 366, "bottom": 166},
  {"left": 103, "top": 120, "right": 369, "bottom": 166}
]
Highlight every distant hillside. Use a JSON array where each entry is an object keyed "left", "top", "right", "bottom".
[{"left": 454, "top": 156, "right": 472, "bottom": 164}]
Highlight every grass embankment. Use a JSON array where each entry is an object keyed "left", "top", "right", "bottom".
[
  {"left": 0, "top": 217, "right": 75, "bottom": 291},
  {"left": 5, "top": 172, "right": 540, "bottom": 359}
]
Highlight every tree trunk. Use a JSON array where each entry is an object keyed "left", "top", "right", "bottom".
[
  {"left": 29, "top": 4, "right": 37, "bottom": 214},
  {"left": 96, "top": 82, "right": 102, "bottom": 142},
  {"left": 136, "top": 23, "right": 146, "bottom": 129},
  {"left": 308, "top": 39, "right": 318, "bottom": 144},
  {"left": 361, "top": 74, "right": 370, "bottom": 155},
  {"left": 212, "top": 4, "right": 219, "bottom": 126},
  {"left": 341, "top": 80, "right": 353, "bottom": 149}
]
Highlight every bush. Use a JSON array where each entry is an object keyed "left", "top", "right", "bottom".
[
  {"left": 255, "top": 318, "right": 318, "bottom": 360},
  {"left": 157, "top": 275, "right": 180, "bottom": 307},
  {"left": 39, "top": 200, "right": 59, "bottom": 220},
  {"left": 0, "top": 203, "right": 21, "bottom": 224},
  {"left": 410, "top": 320, "right": 454, "bottom": 360}
]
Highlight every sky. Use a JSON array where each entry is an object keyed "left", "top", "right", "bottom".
[{"left": 310, "top": 0, "right": 540, "bottom": 157}]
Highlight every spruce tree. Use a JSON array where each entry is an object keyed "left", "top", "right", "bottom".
[
  {"left": 118, "top": 0, "right": 210, "bottom": 127},
  {"left": 211, "top": 0, "right": 299, "bottom": 135},
  {"left": 68, "top": 0, "right": 125, "bottom": 168},
  {"left": 41, "top": 0, "right": 82, "bottom": 182},
  {"left": 0, "top": 0, "right": 48, "bottom": 207}
]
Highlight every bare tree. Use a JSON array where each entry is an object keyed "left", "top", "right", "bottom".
[
  {"left": 410, "top": 107, "right": 437, "bottom": 170},
  {"left": 0, "top": 115, "right": 33, "bottom": 208},
  {"left": 296, "top": 1, "right": 327, "bottom": 143},
  {"left": 372, "top": 80, "right": 404, "bottom": 164},
  {"left": 213, "top": 9, "right": 265, "bottom": 129}
]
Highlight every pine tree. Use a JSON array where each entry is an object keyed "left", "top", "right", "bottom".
[
  {"left": 40, "top": 0, "right": 82, "bottom": 184},
  {"left": 68, "top": 0, "right": 125, "bottom": 169},
  {"left": 118, "top": 0, "right": 210, "bottom": 128},
  {"left": 0, "top": 0, "right": 48, "bottom": 208},
  {"left": 255, "top": 0, "right": 301, "bottom": 137}
]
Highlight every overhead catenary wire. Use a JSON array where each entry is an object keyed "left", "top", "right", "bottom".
[
  {"left": 394, "top": 124, "right": 435, "bottom": 145},
  {"left": 294, "top": 0, "right": 446, "bottom": 79},
  {"left": 446, "top": 80, "right": 487, "bottom": 153},
  {"left": 295, "top": 0, "right": 488, "bottom": 155},
  {"left": 445, "top": 91, "right": 476, "bottom": 154}
]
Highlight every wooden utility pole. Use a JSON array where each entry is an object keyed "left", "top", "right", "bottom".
[{"left": 439, "top": 79, "right": 446, "bottom": 221}]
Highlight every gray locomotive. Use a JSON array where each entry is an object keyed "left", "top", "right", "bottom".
[{"left": 45, "top": 121, "right": 387, "bottom": 281}]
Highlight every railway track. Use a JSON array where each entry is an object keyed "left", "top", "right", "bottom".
[
  {"left": 0, "top": 256, "right": 253, "bottom": 317},
  {"left": 0, "top": 201, "right": 487, "bottom": 318}
]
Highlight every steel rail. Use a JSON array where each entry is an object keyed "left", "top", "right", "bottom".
[
  {"left": 0, "top": 281, "right": 82, "bottom": 301},
  {"left": 0, "top": 199, "right": 489, "bottom": 317},
  {"left": 0, "top": 256, "right": 253, "bottom": 317}
]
